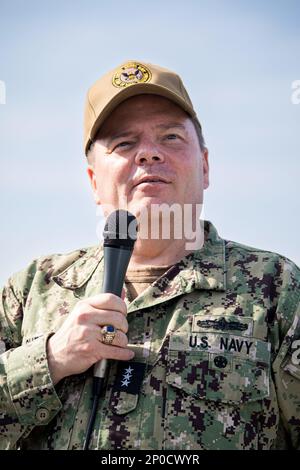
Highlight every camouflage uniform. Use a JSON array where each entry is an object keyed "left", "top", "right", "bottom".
[{"left": 0, "top": 221, "right": 299, "bottom": 450}]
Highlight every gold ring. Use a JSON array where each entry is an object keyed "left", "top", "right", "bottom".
[{"left": 101, "top": 325, "right": 116, "bottom": 345}]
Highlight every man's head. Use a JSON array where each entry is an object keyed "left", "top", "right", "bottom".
[
  {"left": 84, "top": 61, "right": 203, "bottom": 156},
  {"left": 84, "top": 61, "right": 209, "bottom": 221}
]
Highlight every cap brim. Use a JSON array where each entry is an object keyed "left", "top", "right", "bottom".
[{"left": 85, "top": 83, "right": 197, "bottom": 155}]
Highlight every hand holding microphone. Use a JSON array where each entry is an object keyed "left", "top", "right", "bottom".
[
  {"left": 46, "top": 292, "right": 134, "bottom": 385},
  {"left": 47, "top": 210, "right": 137, "bottom": 388}
]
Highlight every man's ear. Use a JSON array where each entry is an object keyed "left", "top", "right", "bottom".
[
  {"left": 86, "top": 165, "right": 101, "bottom": 205},
  {"left": 202, "top": 148, "right": 209, "bottom": 190}
]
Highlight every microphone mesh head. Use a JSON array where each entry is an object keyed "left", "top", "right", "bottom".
[{"left": 103, "top": 210, "right": 137, "bottom": 248}]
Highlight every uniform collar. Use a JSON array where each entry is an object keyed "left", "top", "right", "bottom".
[
  {"left": 127, "top": 220, "right": 226, "bottom": 312},
  {"left": 52, "top": 220, "right": 226, "bottom": 311},
  {"left": 52, "top": 245, "right": 103, "bottom": 290}
]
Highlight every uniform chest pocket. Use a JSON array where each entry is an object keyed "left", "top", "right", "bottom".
[
  {"left": 167, "top": 333, "right": 271, "bottom": 403},
  {"left": 167, "top": 349, "right": 270, "bottom": 403},
  {"left": 164, "top": 334, "right": 271, "bottom": 450}
]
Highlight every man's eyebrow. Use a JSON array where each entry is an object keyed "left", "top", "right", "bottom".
[
  {"left": 104, "top": 123, "right": 186, "bottom": 144},
  {"left": 105, "top": 131, "right": 134, "bottom": 144},
  {"left": 156, "top": 123, "right": 186, "bottom": 130}
]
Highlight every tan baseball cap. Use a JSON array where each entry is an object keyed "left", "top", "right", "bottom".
[{"left": 84, "top": 60, "right": 201, "bottom": 156}]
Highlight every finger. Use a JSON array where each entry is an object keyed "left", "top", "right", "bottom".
[
  {"left": 77, "top": 309, "right": 128, "bottom": 333},
  {"left": 96, "top": 312, "right": 128, "bottom": 334},
  {"left": 86, "top": 293, "right": 127, "bottom": 316},
  {"left": 121, "top": 288, "right": 125, "bottom": 300},
  {"left": 98, "top": 343, "right": 135, "bottom": 362}
]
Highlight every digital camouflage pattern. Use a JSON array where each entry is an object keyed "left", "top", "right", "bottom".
[{"left": 0, "top": 221, "right": 299, "bottom": 450}]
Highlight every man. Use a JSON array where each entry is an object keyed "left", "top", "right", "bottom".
[{"left": 0, "top": 61, "right": 299, "bottom": 450}]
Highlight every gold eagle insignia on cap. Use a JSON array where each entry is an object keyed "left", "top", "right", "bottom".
[{"left": 112, "top": 62, "right": 152, "bottom": 88}]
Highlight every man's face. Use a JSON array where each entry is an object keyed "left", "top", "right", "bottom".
[{"left": 87, "top": 95, "right": 209, "bottom": 219}]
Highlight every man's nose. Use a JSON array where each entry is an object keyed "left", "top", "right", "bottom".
[{"left": 135, "top": 142, "right": 164, "bottom": 165}]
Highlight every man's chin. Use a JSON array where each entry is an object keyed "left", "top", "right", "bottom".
[{"left": 127, "top": 197, "right": 173, "bottom": 218}]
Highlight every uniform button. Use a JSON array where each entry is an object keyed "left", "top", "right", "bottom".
[
  {"left": 214, "top": 355, "right": 228, "bottom": 368},
  {"left": 35, "top": 407, "right": 50, "bottom": 422}
]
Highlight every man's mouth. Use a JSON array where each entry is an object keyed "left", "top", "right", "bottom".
[{"left": 133, "top": 175, "right": 170, "bottom": 188}]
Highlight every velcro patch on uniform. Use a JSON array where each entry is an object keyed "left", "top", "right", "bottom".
[
  {"left": 192, "top": 314, "right": 253, "bottom": 337},
  {"left": 209, "top": 352, "right": 233, "bottom": 372},
  {"left": 169, "top": 332, "right": 271, "bottom": 363},
  {"left": 113, "top": 361, "right": 146, "bottom": 395}
]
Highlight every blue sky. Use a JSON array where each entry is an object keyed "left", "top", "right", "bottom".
[{"left": 0, "top": 0, "right": 299, "bottom": 284}]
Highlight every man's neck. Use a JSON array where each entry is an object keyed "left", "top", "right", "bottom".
[{"left": 128, "top": 234, "right": 204, "bottom": 269}]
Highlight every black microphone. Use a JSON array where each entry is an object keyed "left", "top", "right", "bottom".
[
  {"left": 84, "top": 209, "right": 137, "bottom": 450},
  {"left": 94, "top": 209, "right": 137, "bottom": 381}
]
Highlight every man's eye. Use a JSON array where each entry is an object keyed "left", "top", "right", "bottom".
[
  {"left": 166, "top": 134, "right": 179, "bottom": 140},
  {"left": 117, "top": 141, "right": 130, "bottom": 147},
  {"left": 115, "top": 141, "right": 132, "bottom": 149}
]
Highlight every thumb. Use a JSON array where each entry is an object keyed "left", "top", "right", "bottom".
[{"left": 121, "top": 287, "right": 126, "bottom": 300}]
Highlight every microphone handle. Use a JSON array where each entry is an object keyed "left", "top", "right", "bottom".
[
  {"left": 101, "top": 246, "right": 133, "bottom": 296},
  {"left": 93, "top": 246, "right": 133, "bottom": 379}
]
